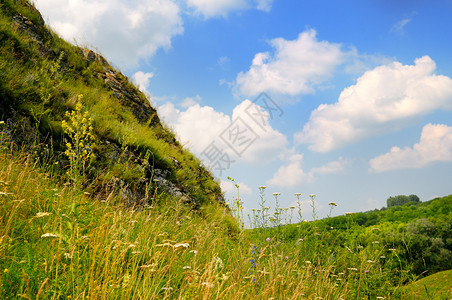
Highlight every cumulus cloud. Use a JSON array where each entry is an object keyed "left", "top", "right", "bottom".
[
  {"left": 266, "top": 154, "right": 307, "bottom": 188},
  {"left": 266, "top": 155, "right": 350, "bottom": 188},
  {"left": 235, "top": 29, "right": 345, "bottom": 97},
  {"left": 33, "top": 0, "right": 183, "bottom": 68},
  {"left": 369, "top": 124, "right": 452, "bottom": 173},
  {"left": 157, "top": 99, "right": 288, "bottom": 169},
  {"left": 295, "top": 56, "right": 452, "bottom": 152},
  {"left": 221, "top": 180, "right": 252, "bottom": 195},
  {"left": 133, "top": 71, "right": 153, "bottom": 95},
  {"left": 157, "top": 102, "right": 231, "bottom": 154}
]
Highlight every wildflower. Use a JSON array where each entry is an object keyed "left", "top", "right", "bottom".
[
  {"left": 3, "top": 269, "right": 8, "bottom": 273},
  {"left": 201, "top": 282, "right": 213, "bottom": 288},
  {"left": 35, "top": 212, "right": 51, "bottom": 218},
  {"left": 347, "top": 267, "right": 358, "bottom": 271},
  {"left": 294, "top": 193, "right": 301, "bottom": 196},
  {"left": 215, "top": 256, "right": 224, "bottom": 269},
  {"left": 266, "top": 237, "right": 271, "bottom": 242},
  {"left": 371, "top": 227, "right": 380, "bottom": 231},
  {"left": 345, "top": 212, "right": 353, "bottom": 216},
  {"left": 367, "top": 260, "right": 374, "bottom": 263},
  {"left": 258, "top": 185, "right": 267, "bottom": 190},
  {"left": 41, "top": 233, "right": 59, "bottom": 238},
  {"left": 328, "top": 202, "right": 337, "bottom": 206},
  {"left": 173, "top": 242, "right": 190, "bottom": 250},
  {"left": 155, "top": 242, "right": 173, "bottom": 248},
  {"left": 272, "top": 192, "right": 280, "bottom": 196},
  {"left": 305, "top": 261, "right": 312, "bottom": 264},
  {"left": 285, "top": 256, "right": 289, "bottom": 260},
  {"left": 372, "top": 241, "right": 379, "bottom": 244},
  {"left": 183, "top": 266, "right": 191, "bottom": 270},
  {"left": 365, "top": 270, "right": 369, "bottom": 274},
  {"left": 189, "top": 250, "right": 198, "bottom": 254},
  {"left": 161, "top": 287, "right": 173, "bottom": 291},
  {"left": 64, "top": 253, "right": 72, "bottom": 259},
  {"left": 388, "top": 248, "right": 396, "bottom": 251},
  {"left": 380, "top": 256, "right": 386, "bottom": 259},
  {"left": 376, "top": 297, "right": 385, "bottom": 299},
  {"left": 309, "top": 194, "right": 316, "bottom": 198}
]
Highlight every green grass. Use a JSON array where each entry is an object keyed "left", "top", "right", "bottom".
[
  {"left": 2, "top": 147, "right": 450, "bottom": 299},
  {"left": 0, "top": 0, "right": 222, "bottom": 207},
  {"left": 0, "top": 150, "right": 348, "bottom": 299},
  {"left": 402, "top": 270, "right": 452, "bottom": 299}
]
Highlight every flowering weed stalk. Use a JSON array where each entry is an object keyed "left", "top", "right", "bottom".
[{"left": 62, "top": 96, "right": 96, "bottom": 186}]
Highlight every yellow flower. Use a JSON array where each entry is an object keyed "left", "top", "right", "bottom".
[{"left": 3, "top": 268, "right": 8, "bottom": 273}]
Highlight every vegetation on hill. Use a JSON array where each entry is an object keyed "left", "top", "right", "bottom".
[
  {"left": 0, "top": 0, "right": 223, "bottom": 208},
  {"left": 403, "top": 270, "right": 452, "bottom": 299},
  {"left": 387, "top": 194, "right": 420, "bottom": 207},
  {"left": 1, "top": 146, "right": 451, "bottom": 298}
]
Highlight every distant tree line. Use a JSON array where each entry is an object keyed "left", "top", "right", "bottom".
[{"left": 387, "top": 194, "right": 420, "bottom": 207}]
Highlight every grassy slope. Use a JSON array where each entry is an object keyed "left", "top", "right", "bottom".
[
  {"left": 0, "top": 151, "right": 348, "bottom": 299},
  {"left": 403, "top": 270, "right": 452, "bottom": 299},
  {"left": 1, "top": 149, "right": 450, "bottom": 299},
  {"left": 0, "top": 0, "right": 222, "bottom": 207}
]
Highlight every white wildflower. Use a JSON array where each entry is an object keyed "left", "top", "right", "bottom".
[
  {"left": 41, "top": 233, "right": 59, "bottom": 238},
  {"left": 173, "top": 242, "right": 190, "bottom": 250},
  {"left": 35, "top": 212, "right": 51, "bottom": 218}
]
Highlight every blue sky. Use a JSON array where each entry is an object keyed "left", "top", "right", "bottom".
[{"left": 34, "top": 0, "right": 452, "bottom": 221}]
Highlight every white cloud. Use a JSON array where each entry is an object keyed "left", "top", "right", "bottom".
[
  {"left": 33, "top": 0, "right": 183, "bottom": 68},
  {"left": 310, "top": 157, "right": 351, "bottom": 175},
  {"left": 295, "top": 56, "right": 452, "bottom": 152},
  {"left": 157, "top": 102, "right": 231, "bottom": 154},
  {"left": 187, "top": 0, "right": 273, "bottom": 18},
  {"left": 157, "top": 99, "right": 288, "bottom": 169},
  {"left": 391, "top": 18, "right": 411, "bottom": 34},
  {"left": 133, "top": 71, "right": 153, "bottom": 95},
  {"left": 255, "top": 0, "right": 273, "bottom": 12},
  {"left": 231, "top": 100, "right": 288, "bottom": 163},
  {"left": 220, "top": 180, "right": 253, "bottom": 195},
  {"left": 266, "top": 155, "right": 350, "bottom": 188},
  {"left": 369, "top": 124, "right": 452, "bottom": 173},
  {"left": 266, "top": 154, "right": 307, "bottom": 188},
  {"left": 187, "top": 0, "right": 247, "bottom": 18},
  {"left": 180, "top": 95, "right": 202, "bottom": 108},
  {"left": 235, "top": 29, "right": 345, "bottom": 97}
]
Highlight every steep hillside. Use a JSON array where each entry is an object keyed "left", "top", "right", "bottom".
[{"left": 0, "top": 0, "right": 223, "bottom": 207}]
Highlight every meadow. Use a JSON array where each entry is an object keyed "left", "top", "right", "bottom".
[{"left": 1, "top": 139, "right": 450, "bottom": 299}]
